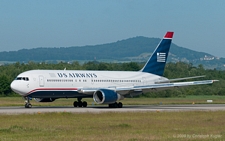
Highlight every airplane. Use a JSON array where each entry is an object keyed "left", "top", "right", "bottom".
[{"left": 10, "top": 31, "right": 218, "bottom": 108}]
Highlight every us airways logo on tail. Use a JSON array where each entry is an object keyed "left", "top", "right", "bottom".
[{"left": 157, "top": 52, "right": 166, "bottom": 62}]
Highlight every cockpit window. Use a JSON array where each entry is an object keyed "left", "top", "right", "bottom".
[
  {"left": 15, "top": 77, "right": 29, "bottom": 81},
  {"left": 16, "top": 77, "right": 21, "bottom": 80}
]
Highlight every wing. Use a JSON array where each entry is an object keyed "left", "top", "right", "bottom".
[
  {"left": 78, "top": 79, "right": 218, "bottom": 95},
  {"left": 119, "top": 79, "right": 218, "bottom": 95}
]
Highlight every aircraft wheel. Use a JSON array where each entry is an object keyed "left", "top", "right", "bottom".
[
  {"left": 109, "top": 102, "right": 122, "bottom": 108},
  {"left": 28, "top": 104, "right": 32, "bottom": 108},
  {"left": 73, "top": 101, "right": 78, "bottom": 107},
  {"left": 78, "top": 101, "right": 83, "bottom": 107},
  {"left": 25, "top": 103, "right": 32, "bottom": 108},
  {"left": 108, "top": 103, "right": 113, "bottom": 108},
  {"left": 82, "top": 101, "right": 87, "bottom": 107},
  {"left": 118, "top": 102, "right": 123, "bottom": 108},
  {"left": 114, "top": 102, "right": 118, "bottom": 108}
]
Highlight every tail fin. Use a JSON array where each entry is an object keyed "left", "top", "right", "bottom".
[{"left": 140, "top": 31, "right": 174, "bottom": 76}]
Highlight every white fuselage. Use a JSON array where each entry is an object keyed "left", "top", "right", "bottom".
[{"left": 10, "top": 70, "right": 168, "bottom": 98}]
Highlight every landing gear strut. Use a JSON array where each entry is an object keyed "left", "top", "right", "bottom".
[
  {"left": 109, "top": 102, "right": 123, "bottom": 108},
  {"left": 73, "top": 98, "right": 87, "bottom": 107},
  {"left": 24, "top": 97, "right": 32, "bottom": 108}
]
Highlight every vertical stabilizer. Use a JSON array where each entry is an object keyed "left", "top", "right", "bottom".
[{"left": 140, "top": 32, "right": 174, "bottom": 76}]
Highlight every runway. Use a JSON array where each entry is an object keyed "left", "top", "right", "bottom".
[{"left": 1, "top": 104, "right": 225, "bottom": 114}]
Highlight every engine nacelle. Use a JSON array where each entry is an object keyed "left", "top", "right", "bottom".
[
  {"left": 34, "top": 98, "right": 56, "bottom": 102},
  {"left": 93, "top": 89, "right": 124, "bottom": 104}
]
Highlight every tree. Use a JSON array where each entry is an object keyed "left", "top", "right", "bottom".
[{"left": 0, "top": 75, "right": 11, "bottom": 96}]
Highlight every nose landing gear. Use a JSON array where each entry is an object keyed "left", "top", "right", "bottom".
[{"left": 24, "top": 97, "right": 32, "bottom": 108}]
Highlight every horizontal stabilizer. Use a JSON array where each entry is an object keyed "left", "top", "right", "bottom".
[
  {"left": 155, "top": 75, "right": 206, "bottom": 83},
  {"left": 133, "top": 80, "right": 218, "bottom": 91}
]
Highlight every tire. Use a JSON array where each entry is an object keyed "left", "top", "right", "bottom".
[
  {"left": 82, "top": 101, "right": 87, "bottom": 107},
  {"left": 108, "top": 104, "right": 113, "bottom": 108},
  {"left": 25, "top": 103, "right": 32, "bottom": 108},
  {"left": 73, "top": 101, "right": 78, "bottom": 107},
  {"left": 118, "top": 102, "right": 123, "bottom": 108},
  {"left": 78, "top": 101, "right": 83, "bottom": 107},
  {"left": 28, "top": 104, "right": 32, "bottom": 108},
  {"left": 114, "top": 102, "right": 118, "bottom": 108}
]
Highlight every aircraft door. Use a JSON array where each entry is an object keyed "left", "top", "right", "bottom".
[{"left": 39, "top": 75, "right": 45, "bottom": 87}]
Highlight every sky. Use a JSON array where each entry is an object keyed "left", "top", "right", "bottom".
[{"left": 0, "top": 0, "right": 225, "bottom": 57}]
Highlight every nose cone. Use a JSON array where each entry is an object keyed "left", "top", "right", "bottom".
[
  {"left": 10, "top": 81, "right": 16, "bottom": 91},
  {"left": 10, "top": 80, "right": 25, "bottom": 96}
]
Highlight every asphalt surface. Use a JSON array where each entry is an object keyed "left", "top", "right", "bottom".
[{"left": 1, "top": 104, "right": 225, "bottom": 114}]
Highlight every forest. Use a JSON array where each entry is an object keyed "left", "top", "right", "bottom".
[{"left": 0, "top": 61, "right": 224, "bottom": 97}]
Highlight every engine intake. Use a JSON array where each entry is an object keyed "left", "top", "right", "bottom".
[
  {"left": 93, "top": 89, "right": 124, "bottom": 104},
  {"left": 34, "top": 98, "right": 56, "bottom": 102}
]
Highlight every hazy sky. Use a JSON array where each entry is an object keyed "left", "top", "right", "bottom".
[{"left": 1, "top": 0, "right": 225, "bottom": 57}]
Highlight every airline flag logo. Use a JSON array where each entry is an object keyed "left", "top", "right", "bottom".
[{"left": 157, "top": 52, "right": 166, "bottom": 62}]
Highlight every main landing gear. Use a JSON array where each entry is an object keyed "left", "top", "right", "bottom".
[
  {"left": 24, "top": 97, "right": 32, "bottom": 108},
  {"left": 108, "top": 102, "right": 123, "bottom": 108},
  {"left": 73, "top": 98, "right": 87, "bottom": 107}
]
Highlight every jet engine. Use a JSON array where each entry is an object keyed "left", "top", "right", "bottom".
[
  {"left": 34, "top": 98, "right": 56, "bottom": 102},
  {"left": 93, "top": 89, "right": 124, "bottom": 104}
]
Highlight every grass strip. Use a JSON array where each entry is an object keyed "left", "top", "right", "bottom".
[{"left": 0, "top": 111, "right": 225, "bottom": 141}]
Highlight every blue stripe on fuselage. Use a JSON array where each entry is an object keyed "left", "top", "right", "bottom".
[{"left": 26, "top": 90, "right": 91, "bottom": 98}]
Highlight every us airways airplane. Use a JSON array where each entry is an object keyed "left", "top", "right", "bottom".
[{"left": 10, "top": 32, "right": 217, "bottom": 108}]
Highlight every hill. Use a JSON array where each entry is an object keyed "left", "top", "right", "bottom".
[{"left": 0, "top": 36, "right": 225, "bottom": 69}]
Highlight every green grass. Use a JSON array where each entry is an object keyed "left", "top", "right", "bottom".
[
  {"left": 1, "top": 95, "right": 225, "bottom": 107},
  {"left": 0, "top": 111, "right": 225, "bottom": 141},
  {"left": 1, "top": 96, "right": 225, "bottom": 140}
]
